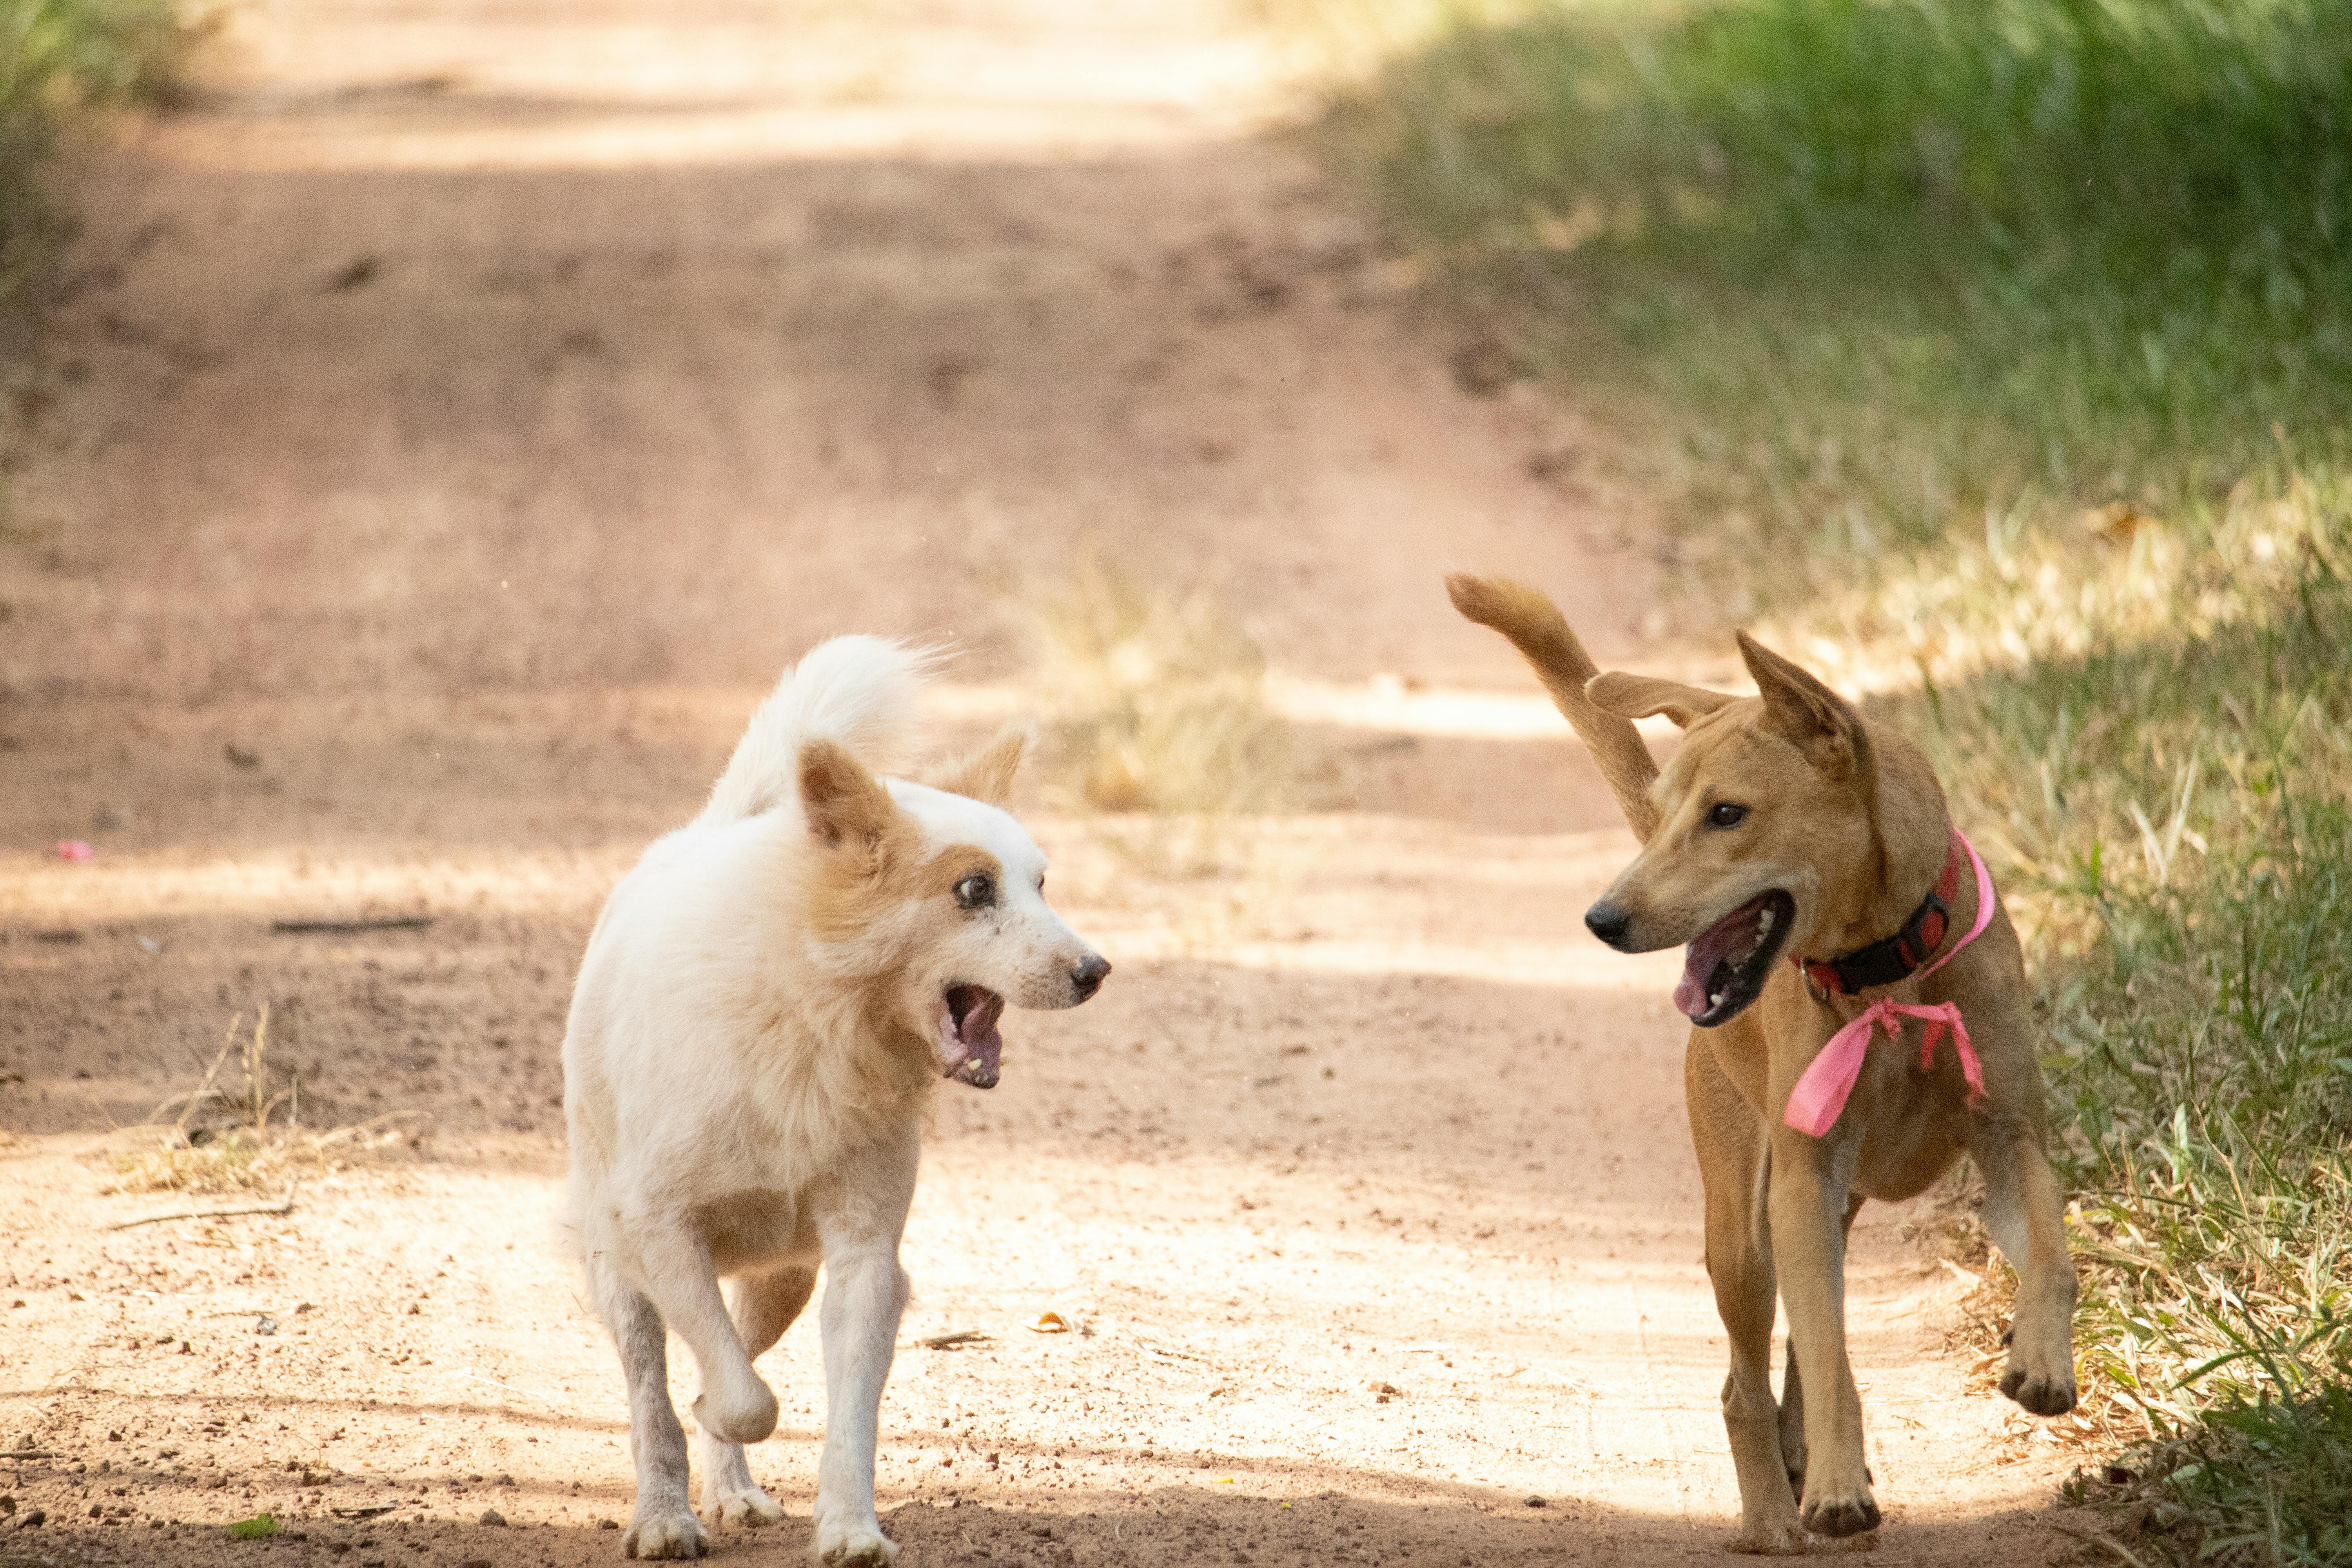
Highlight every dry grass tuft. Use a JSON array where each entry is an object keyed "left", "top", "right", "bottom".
[
  {"left": 107, "top": 1123, "right": 408, "bottom": 1198},
  {"left": 1014, "top": 555, "right": 1292, "bottom": 820},
  {"left": 108, "top": 1006, "right": 407, "bottom": 1196}
]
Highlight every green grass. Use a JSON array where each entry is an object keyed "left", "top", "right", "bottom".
[
  {"left": 0, "top": 0, "right": 184, "bottom": 308},
  {"left": 1296, "top": 0, "right": 2352, "bottom": 601},
  {"left": 1859, "top": 483, "right": 2352, "bottom": 1563},
  {"left": 1287, "top": 0, "right": 2352, "bottom": 1555}
]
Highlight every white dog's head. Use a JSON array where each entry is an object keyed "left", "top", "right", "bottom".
[{"left": 797, "top": 729, "right": 1109, "bottom": 1088}]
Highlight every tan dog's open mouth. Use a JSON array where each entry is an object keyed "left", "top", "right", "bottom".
[
  {"left": 1677, "top": 890, "right": 1796, "bottom": 1027},
  {"left": 938, "top": 984, "right": 1006, "bottom": 1088}
]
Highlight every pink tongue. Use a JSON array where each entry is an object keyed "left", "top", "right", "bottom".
[
  {"left": 947, "top": 991, "right": 1006, "bottom": 1088},
  {"left": 950, "top": 1028, "right": 1001, "bottom": 1088},
  {"left": 1673, "top": 966, "right": 1710, "bottom": 1019},
  {"left": 1674, "top": 898, "right": 1767, "bottom": 1020}
]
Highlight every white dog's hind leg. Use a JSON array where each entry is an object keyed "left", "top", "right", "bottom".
[
  {"left": 697, "top": 1267, "right": 817, "bottom": 1532},
  {"left": 626, "top": 1220, "right": 781, "bottom": 1446},
  {"left": 588, "top": 1263, "right": 709, "bottom": 1561}
]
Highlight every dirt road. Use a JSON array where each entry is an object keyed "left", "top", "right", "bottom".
[{"left": 0, "top": 3, "right": 2085, "bottom": 1564}]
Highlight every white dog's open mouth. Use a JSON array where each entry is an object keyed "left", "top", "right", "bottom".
[
  {"left": 937, "top": 984, "right": 1006, "bottom": 1089},
  {"left": 1675, "top": 890, "right": 1796, "bottom": 1027}
]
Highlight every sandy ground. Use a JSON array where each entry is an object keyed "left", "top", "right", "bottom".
[{"left": 0, "top": 3, "right": 2091, "bottom": 1565}]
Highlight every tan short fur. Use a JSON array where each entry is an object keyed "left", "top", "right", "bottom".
[{"left": 1449, "top": 575, "right": 2077, "bottom": 1551}]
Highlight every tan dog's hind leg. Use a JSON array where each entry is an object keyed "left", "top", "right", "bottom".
[
  {"left": 1973, "top": 1122, "right": 2080, "bottom": 1415},
  {"left": 1768, "top": 1125, "right": 1880, "bottom": 1540},
  {"left": 1688, "top": 1042, "right": 1807, "bottom": 1553},
  {"left": 697, "top": 1267, "right": 818, "bottom": 1532}
]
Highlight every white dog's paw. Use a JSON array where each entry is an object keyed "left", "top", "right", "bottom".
[
  {"left": 701, "top": 1481, "right": 787, "bottom": 1531},
  {"left": 623, "top": 1506, "right": 711, "bottom": 1560},
  {"left": 813, "top": 1523, "right": 900, "bottom": 1565},
  {"left": 691, "top": 1381, "right": 780, "bottom": 1446}
]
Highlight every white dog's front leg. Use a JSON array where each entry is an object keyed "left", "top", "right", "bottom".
[
  {"left": 625, "top": 1219, "right": 779, "bottom": 1446},
  {"left": 812, "top": 1242, "right": 909, "bottom": 1565}
]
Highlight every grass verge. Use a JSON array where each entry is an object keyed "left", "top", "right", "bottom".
[
  {"left": 1287, "top": 0, "right": 2352, "bottom": 605},
  {"left": 1864, "top": 480, "right": 2352, "bottom": 1565}
]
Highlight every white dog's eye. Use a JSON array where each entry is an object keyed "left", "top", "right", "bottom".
[{"left": 954, "top": 872, "right": 996, "bottom": 911}]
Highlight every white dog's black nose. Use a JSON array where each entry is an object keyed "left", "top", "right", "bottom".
[{"left": 1070, "top": 953, "right": 1111, "bottom": 1002}]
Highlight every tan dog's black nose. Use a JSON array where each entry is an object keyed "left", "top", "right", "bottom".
[
  {"left": 1070, "top": 953, "right": 1111, "bottom": 1002},
  {"left": 1585, "top": 903, "right": 1633, "bottom": 951}
]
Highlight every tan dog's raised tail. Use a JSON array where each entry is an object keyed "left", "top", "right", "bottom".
[{"left": 1449, "top": 575, "right": 2076, "bottom": 1552}]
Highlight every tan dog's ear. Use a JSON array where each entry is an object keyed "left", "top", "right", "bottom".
[
  {"left": 1585, "top": 672, "right": 1735, "bottom": 729},
  {"left": 799, "top": 739, "right": 897, "bottom": 848},
  {"left": 1736, "top": 632, "right": 1865, "bottom": 776},
  {"left": 929, "top": 725, "right": 1030, "bottom": 808}
]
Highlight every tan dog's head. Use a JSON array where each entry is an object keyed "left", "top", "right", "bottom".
[
  {"left": 1581, "top": 634, "right": 1889, "bottom": 1027},
  {"left": 799, "top": 727, "right": 1110, "bottom": 1088}
]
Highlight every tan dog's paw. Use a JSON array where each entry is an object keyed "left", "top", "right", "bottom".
[
  {"left": 815, "top": 1523, "right": 901, "bottom": 1565},
  {"left": 1798, "top": 1482, "right": 1880, "bottom": 1540},
  {"left": 691, "top": 1382, "right": 780, "bottom": 1446},
  {"left": 1999, "top": 1361, "right": 2078, "bottom": 1416},
  {"left": 701, "top": 1482, "right": 786, "bottom": 1531},
  {"left": 624, "top": 1507, "right": 711, "bottom": 1560}
]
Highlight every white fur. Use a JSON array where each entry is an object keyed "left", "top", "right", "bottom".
[
  {"left": 698, "top": 635, "right": 937, "bottom": 826},
  {"left": 561, "top": 637, "right": 1105, "bottom": 1563}
]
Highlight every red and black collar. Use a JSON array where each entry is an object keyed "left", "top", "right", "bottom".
[{"left": 1791, "top": 833, "right": 1965, "bottom": 998}]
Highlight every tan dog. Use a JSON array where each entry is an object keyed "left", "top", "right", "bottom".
[{"left": 1449, "top": 576, "right": 2077, "bottom": 1551}]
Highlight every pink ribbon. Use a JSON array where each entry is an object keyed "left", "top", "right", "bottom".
[{"left": 1783, "top": 830, "right": 1995, "bottom": 1138}]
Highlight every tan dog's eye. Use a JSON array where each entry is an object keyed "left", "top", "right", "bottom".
[
  {"left": 1708, "top": 802, "right": 1749, "bottom": 828},
  {"left": 954, "top": 872, "right": 996, "bottom": 910}
]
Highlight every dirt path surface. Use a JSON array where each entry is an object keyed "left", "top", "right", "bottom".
[{"left": 0, "top": 4, "right": 2087, "bottom": 1565}]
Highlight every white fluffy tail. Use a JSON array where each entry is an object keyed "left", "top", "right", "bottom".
[{"left": 697, "top": 635, "right": 936, "bottom": 826}]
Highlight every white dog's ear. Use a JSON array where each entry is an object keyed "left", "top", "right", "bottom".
[
  {"left": 799, "top": 739, "right": 897, "bottom": 848},
  {"left": 929, "top": 725, "right": 1031, "bottom": 808},
  {"left": 1586, "top": 672, "right": 1735, "bottom": 729}
]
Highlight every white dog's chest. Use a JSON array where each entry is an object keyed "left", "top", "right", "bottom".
[{"left": 699, "top": 1187, "right": 821, "bottom": 1277}]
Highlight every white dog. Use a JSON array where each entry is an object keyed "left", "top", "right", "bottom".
[{"left": 561, "top": 636, "right": 1110, "bottom": 1563}]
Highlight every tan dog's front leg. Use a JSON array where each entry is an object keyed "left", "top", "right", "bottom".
[
  {"left": 1688, "top": 1044, "right": 1806, "bottom": 1552},
  {"left": 1768, "top": 1127, "right": 1879, "bottom": 1539},
  {"left": 1973, "top": 1119, "right": 2079, "bottom": 1415}
]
